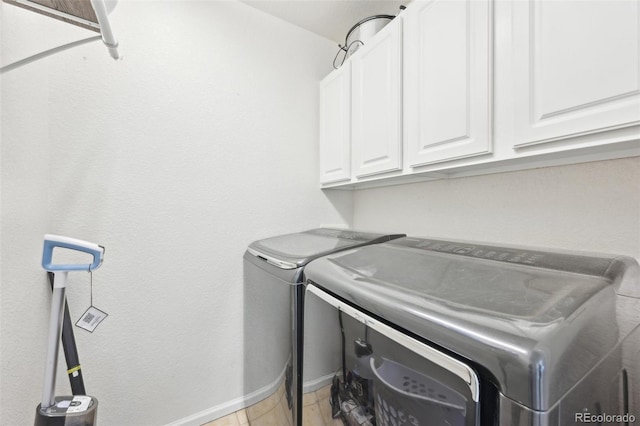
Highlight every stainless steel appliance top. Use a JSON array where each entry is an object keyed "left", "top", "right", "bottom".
[
  {"left": 303, "top": 237, "right": 640, "bottom": 411},
  {"left": 246, "top": 228, "right": 404, "bottom": 270}
]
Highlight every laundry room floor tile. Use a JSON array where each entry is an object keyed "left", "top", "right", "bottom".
[
  {"left": 202, "top": 411, "right": 241, "bottom": 426},
  {"left": 203, "top": 383, "right": 341, "bottom": 425}
]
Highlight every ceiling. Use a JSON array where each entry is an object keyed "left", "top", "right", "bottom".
[{"left": 240, "top": 0, "right": 410, "bottom": 45}]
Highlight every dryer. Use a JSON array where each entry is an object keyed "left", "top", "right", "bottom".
[
  {"left": 243, "top": 228, "right": 403, "bottom": 426},
  {"left": 303, "top": 237, "right": 640, "bottom": 426}
]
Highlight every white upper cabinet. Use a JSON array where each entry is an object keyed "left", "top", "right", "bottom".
[
  {"left": 318, "top": 0, "right": 639, "bottom": 189},
  {"left": 512, "top": 0, "right": 640, "bottom": 148},
  {"left": 351, "top": 18, "right": 403, "bottom": 178},
  {"left": 319, "top": 62, "right": 351, "bottom": 184},
  {"left": 404, "top": 0, "right": 493, "bottom": 167}
]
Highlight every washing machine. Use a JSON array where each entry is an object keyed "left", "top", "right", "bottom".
[
  {"left": 303, "top": 236, "right": 640, "bottom": 426},
  {"left": 242, "top": 228, "right": 403, "bottom": 426}
]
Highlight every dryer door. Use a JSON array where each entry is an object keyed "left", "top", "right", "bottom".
[{"left": 303, "top": 284, "right": 480, "bottom": 426}]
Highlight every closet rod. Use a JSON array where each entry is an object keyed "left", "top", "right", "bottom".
[{"left": 0, "top": 36, "right": 101, "bottom": 74}]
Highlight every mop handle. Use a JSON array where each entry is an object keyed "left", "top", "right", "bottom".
[
  {"left": 41, "top": 272, "right": 68, "bottom": 409},
  {"left": 42, "top": 234, "right": 104, "bottom": 272},
  {"left": 40, "top": 235, "right": 104, "bottom": 409}
]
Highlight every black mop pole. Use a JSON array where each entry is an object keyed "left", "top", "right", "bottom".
[{"left": 47, "top": 272, "right": 86, "bottom": 395}]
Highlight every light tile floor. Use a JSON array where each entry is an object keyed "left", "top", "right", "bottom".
[
  {"left": 301, "top": 384, "right": 342, "bottom": 426},
  {"left": 202, "top": 383, "right": 342, "bottom": 426}
]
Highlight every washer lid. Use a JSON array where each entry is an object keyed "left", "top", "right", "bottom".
[
  {"left": 247, "top": 228, "right": 403, "bottom": 269},
  {"left": 304, "top": 237, "right": 640, "bottom": 411}
]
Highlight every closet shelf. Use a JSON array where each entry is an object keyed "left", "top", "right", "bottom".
[
  {"left": 2, "top": 0, "right": 120, "bottom": 60},
  {"left": 3, "top": 0, "right": 100, "bottom": 32}
]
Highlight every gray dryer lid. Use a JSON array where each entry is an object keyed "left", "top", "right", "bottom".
[
  {"left": 303, "top": 237, "right": 640, "bottom": 411},
  {"left": 247, "top": 228, "right": 404, "bottom": 270}
]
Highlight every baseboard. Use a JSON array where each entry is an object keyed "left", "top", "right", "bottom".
[
  {"left": 166, "top": 366, "right": 338, "bottom": 425},
  {"left": 302, "top": 372, "right": 338, "bottom": 394},
  {"left": 165, "top": 364, "right": 288, "bottom": 426}
]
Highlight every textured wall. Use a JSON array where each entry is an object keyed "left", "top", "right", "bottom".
[
  {"left": 0, "top": 2, "right": 351, "bottom": 425},
  {"left": 4, "top": 2, "right": 637, "bottom": 426},
  {"left": 0, "top": 4, "right": 54, "bottom": 421},
  {"left": 353, "top": 157, "right": 640, "bottom": 260}
]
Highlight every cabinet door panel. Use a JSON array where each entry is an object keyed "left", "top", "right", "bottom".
[
  {"left": 319, "top": 63, "right": 351, "bottom": 184},
  {"left": 351, "top": 19, "right": 403, "bottom": 178},
  {"left": 513, "top": 0, "right": 640, "bottom": 148},
  {"left": 405, "top": 0, "right": 492, "bottom": 167}
]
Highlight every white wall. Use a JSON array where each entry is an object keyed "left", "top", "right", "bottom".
[
  {"left": 0, "top": 4, "right": 55, "bottom": 422},
  {"left": 353, "top": 156, "right": 640, "bottom": 260},
  {"left": 0, "top": 2, "right": 352, "bottom": 425},
  {"left": 3, "top": 2, "right": 638, "bottom": 425}
]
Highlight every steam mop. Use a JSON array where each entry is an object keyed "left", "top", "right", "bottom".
[
  {"left": 47, "top": 272, "right": 86, "bottom": 395},
  {"left": 35, "top": 235, "right": 105, "bottom": 426}
]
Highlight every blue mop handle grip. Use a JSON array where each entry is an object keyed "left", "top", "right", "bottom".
[{"left": 42, "top": 234, "right": 105, "bottom": 272}]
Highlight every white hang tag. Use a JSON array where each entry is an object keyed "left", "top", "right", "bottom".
[
  {"left": 76, "top": 306, "right": 108, "bottom": 333},
  {"left": 75, "top": 269, "right": 108, "bottom": 332}
]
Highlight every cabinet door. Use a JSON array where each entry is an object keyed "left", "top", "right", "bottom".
[
  {"left": 319, "top": 62, "right": 351, "bottom": 184},
  {"left": 405, "top": 0, "right": 492, "bottom": 167},
  {"left": 351, "top": 18, "right": 403, "bottom": 178},
  {"left": 512, "top": 0, "right": 640, "bottom": 148}
]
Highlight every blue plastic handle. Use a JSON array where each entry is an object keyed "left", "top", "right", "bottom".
[{"left": 41, "top": 235, "right": 104, "bottom": 272}]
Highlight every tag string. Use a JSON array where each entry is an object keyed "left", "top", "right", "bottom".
[{"left": 89, "top": 269, "right": 93, "bottom": 307}]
